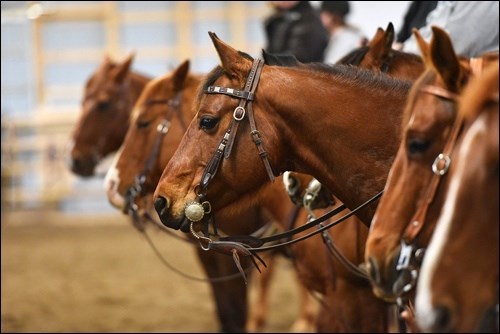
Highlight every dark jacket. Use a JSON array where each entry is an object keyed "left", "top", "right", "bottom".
[
  {"left": 264, "top": 1, "right": 329, "bottom": 63},
  {"left": 396, "top": 1, "right": 438, "bottom": 43}
]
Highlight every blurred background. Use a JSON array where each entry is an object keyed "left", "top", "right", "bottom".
[{"left": 1, "top": 1, "right": 411, "bottom": 332}]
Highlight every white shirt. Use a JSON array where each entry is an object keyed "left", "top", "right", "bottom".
[
  {"left": 324, "top": 26, "right": 366, "bottom": 64},
  {"left": 403, "top": 1, "right": 499, "bottom": 58}
]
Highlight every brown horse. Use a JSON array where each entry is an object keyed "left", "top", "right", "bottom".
[
  {"left": 363, "top": 27, "right": 499, "bottom": 306},
  {"left": 70, "top": 57, "right": 300, "bottom": 332},
  {"left": 69, "top": 54, "right": 150, "bottom": 177},
  {"left": 153, "top": 32, "right": 415, "bottom": 332},
  {"left": 104, "top": 60, "right": 318, "bottom": 333},
  {"left": 415, "top": 62, "right": 499, "bottom": 333}
]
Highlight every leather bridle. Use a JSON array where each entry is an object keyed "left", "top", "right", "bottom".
[
  {"left": 181, "top": 58, "right": 383, "bottom": 283},
  {"left": 124, "top": 91, "right": 184, "bottom": 226},
  {"left": 394, "top": 84, "right": 463, "bottom": 299}
]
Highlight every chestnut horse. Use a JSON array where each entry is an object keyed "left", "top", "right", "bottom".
[
  {"left": 363, "top": 27, "right": 499, "bottom": 306},
  {"left": 70, "top": 56, "right": 311, "bottom": 332},
  {"left": 416, "top": 62, "right": 499, "bottom": 333},
  {"left": 69, "top": 54, "right": 150, "bottom": 177},
  {"left": 104, "top": 60, "right": 318, "bottom": 332},
  {"left": 153, "top": 32, "right": 415, "bottom": 332}
]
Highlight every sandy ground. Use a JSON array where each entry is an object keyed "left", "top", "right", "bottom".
[{"left": 1, "top": 211, "right": 303, "bottom": 333}]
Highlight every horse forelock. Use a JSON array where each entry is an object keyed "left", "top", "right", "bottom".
[
  {"left": 337, "top": 46, "right": 370, "bottom": 66},
  {"left": 195, "top": 66, "right": 225, "bottom": 111},
  {"left": 132, "top": 70, "right": 202, "bottom": 122},
  {"left": 401, "top": 69, "right": 436, "bottom": 128},
  {"left": 85, "top": 63, "right": 118, "bottom": 98}
]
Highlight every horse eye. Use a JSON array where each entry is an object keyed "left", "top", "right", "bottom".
[
  {"left": 137, "top": 120, "right": 150, "bottom": 129},
  {"left": 407, "top": 137, "right": 431, "bottom": 156},
  {"left": 97, "top": 101, "right": 111, "bottom": 111},
  {"left": 199, "top": 117, "right": 219, "bottom": 131}
]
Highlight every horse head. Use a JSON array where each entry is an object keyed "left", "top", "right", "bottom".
[
  {"left": 153, "top": 28, "right": 409, "bottom": 233},
  {"left": 364, "top": 26, "right": 497, "bottom": 302},
  {"left": 69, "top": 53, "right": 149, "bottom": 177},
  {"left": 153, "top": 32, "right": 285, "bottom": 232},
  {"left": 105, "top": 60, "right": 200, "bottom": 214},
  {"left": 416, "top": 62, "right": 499, "bottom": 333}
]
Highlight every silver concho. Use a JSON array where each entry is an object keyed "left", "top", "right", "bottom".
[{"left": 184, "top": 201, "right": 205, "bottom": 222}]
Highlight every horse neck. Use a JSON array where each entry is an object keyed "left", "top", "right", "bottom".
[{"left": 261, "top": 66, "right": 409, "bottom": 225}]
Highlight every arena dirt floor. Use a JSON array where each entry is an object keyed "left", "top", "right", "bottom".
[{"left": 1, "top": 210, "right": 305, "bottom": 333}]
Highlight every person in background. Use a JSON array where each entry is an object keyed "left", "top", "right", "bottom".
[
  {"left": 402, "top": 1, "right": 499, "bottom": 58},
  {"left": 319, "top": 1, "right": 367, "bottom": 64},
  {"left": 264, "top": 1, "right": 329, "bottom": 63},
  {"left": 394, "top": 1, "right": 438, "bottom": 49}
]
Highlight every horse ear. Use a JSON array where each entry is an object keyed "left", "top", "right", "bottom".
[
  {"left": 172, "top": 59, "right": 190, "bottom": 91},
  {"left": 384, "top": 22, "right": 395, "bottom": 49},
  {"left": 101, "top": 54, "right": 114, "bottom": 71},
  {"left": 112, "top": 52, "right": 135, "bottom": 83},
  {"left": 429, "top": 26, "right": 462, "bottom": 90},
  {"left": 103, "top": 54, "right": 113, "bottom": 65},
  {"left": 368, "top": 27, "right": 385, "bottom": 48},
  {"left": 208, "top": 31, "right": 251, "bottom": 79},
  {"left": 366, "top": 23, "right": 394, "bottom": 67},
  {"left": 413, "top": 28, "right": 430, "bottom": 63}
]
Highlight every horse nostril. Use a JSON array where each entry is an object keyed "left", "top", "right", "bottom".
[
  {"left": 154, "top": 196, "right": 169, "bottom": 216},
  {"left": 367, "top": 257, "right": 381, "bottom": 284}
]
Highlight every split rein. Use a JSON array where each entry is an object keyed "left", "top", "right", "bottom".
[{"left": 181, "top": 58, "right": 383, "bottom": 282}]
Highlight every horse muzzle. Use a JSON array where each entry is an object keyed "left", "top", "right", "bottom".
[
  {"left": 154, "top": 195, "right": 189, "bottom": 231},
  {"left": 365, "top": 255, "right": 402, "bottom": 302}
]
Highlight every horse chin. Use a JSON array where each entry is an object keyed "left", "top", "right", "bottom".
[
  {"left": 157, "top": 210, "right": 185, "bottom": 231},
  {"left": 179, "top": 218, "right": 191, "bottom": 233}
]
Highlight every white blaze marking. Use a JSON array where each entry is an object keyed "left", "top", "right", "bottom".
[{"left": 416, "top": 114, "right": 487, "bottom": 331}]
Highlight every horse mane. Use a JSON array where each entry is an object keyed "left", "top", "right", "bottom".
[
  {"left": 262, "top": 50, "right": 301, "bottom": 67},
  {"left": 387, "top": 48, "right": 423, "bottom": 64},
  {"left": 84, "top": 63, "right": 117, "bottom": 96},
  {"left": 196, "top": 58, "right": 411, "bottom": 116},
  {"left": 305, "top": 62, "right": 411, "bottom": 94},
  {"left": 337, "top": 46, "right": 370, "bottom": 66}
]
